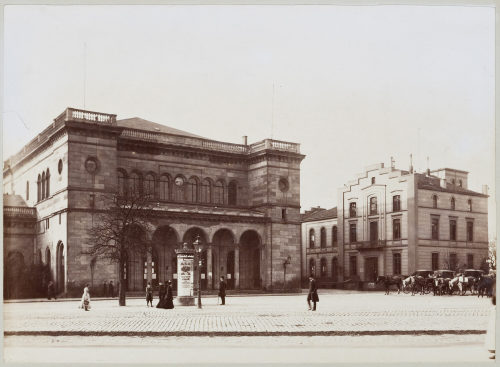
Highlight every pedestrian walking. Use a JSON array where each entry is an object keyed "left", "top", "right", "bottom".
[
  {"left": 47, "top": 280, "right": 56, "bottom": 300},
  {"left": 218, "top": 276, "right": 227, "bottom": 305},
  {"left": 156, "top": 282, "right": 166, "bottom": 308},
  {"left": 165, "top": 280, "right": 174, "bottom": 309},
  {"left": 80, "top": 284, "right": 91, "bottom": 311},
  {"left": 146, "top": 281, "right": 153, "bottom": 307},
  {"left": 108, "top": 280, "right": 114, "bottom": 298},
  {"left": 307, "top": 276, "right": 319, "bottom": 311},
  {"left": 103, "top": 280, "right": 108, "bottom": 297}
]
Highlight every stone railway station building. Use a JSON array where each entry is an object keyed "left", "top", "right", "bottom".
[{"left": 3, "top": 107, "right": 304, "bottom": 297}]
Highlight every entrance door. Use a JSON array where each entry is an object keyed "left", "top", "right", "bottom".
[{"left": 364, "top": 257, "right": 378, "bottom": 282}]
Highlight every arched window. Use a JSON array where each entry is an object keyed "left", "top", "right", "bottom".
[
  {"left": 432, "top": 195, "right": 438, "bottom": 209},
  {"left": 370, "top": 197, "right": 377, "bottom": 215},
  {"left": 452, "top": 179, "right": 456, "bottom": 185},
  {"left": 332, "top": 226, "right": 338, "bottom": 246},
  {"left": 228, "top": 181, "right": 237, "bottom": 206},
  {"left": 159, "top": 174, "right": 170, "bottom": 201},
  {"left": 451, "top": 197, "right": 455, "bottom": 210},
  {"left": 174, "top": 176, "right": 185, "bottom": 201},
  {"left": 320, "top": 258, "right": 327, "bottom": 277},
  {"left": 309, "top": 229, "right": 315, "bottom": 248},
  {"left": 459, "top": 179, "right": 463, "bottom": 187},
  {"left": 144, "top": 174, "right": 156, "bottom": 199},
  {"left": 467, "top": 199, "right": 472, "bottom": 212},
  {"left": 41, "top": 171, "right": 46, "bottom": 200},
  {"left": 117, "top": 170, "right": 127, "bottom": 197},
  {"left": 37, "top": 175, "right": 41, "bottom": 202},
  {"left": 214, "top": 180, "right": 225, "bottom": 205},
  {"left": 129, "top": 172, "right": 142, "bottom": 197},
  {"left": 45, "top": 169, "right": 50, "bottom": 198},
  {"left": 186, "top": 177, "right": 199, "bottom": 203},
  {"left": 320, "top": 227, "right": 326, "bottom": 248},
  {"left": 309, "top": 258, "right": 316, "bottom": 277},
  {"left": 201, "top": 178, "right": 211, "bottom": 204}
]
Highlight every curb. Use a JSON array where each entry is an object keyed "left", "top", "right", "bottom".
[{"left": 4, "top": 330, "right": 486, "bottom": 337}]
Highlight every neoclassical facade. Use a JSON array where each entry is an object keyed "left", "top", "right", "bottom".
[
  {"left": 3, "top": 107, "right": 304, "bottom": 296},
  {"left": 337, "top": 163, "right": 489, "bottom": 284}
]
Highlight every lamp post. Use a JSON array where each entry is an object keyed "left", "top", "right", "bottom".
[
  {"left": 193, "top": 235, "right": 203, "bottom": 309},
  {"left": 283, "top": 255, "right": 291, "bottom": 291}
]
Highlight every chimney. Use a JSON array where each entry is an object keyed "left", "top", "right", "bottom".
[
  {"left": 483, "top": 185, "right": 489, "bottom": 195},
  {"left": 409, "top": 154, "right": 414, "bottom": 173},
  {"left": 426, "top": 168, "right": 431, "bottom": 176},
  {"left": 242, "top": 136, "right": 248, "bottom": 145}
]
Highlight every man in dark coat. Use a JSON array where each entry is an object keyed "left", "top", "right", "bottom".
[
  {"left": 307, "top": 276, "right": 319, "bottom": 311},
  {"left": 47, "top": 280, "right": 56, "bottom": 300},
  {"left": 218, "top": 276, "right": 227, "bottom": 305},
  {"left": 108, "top": 281, "right": 114, "bottom": 298},
  {"left": 103, "top": 281, "right": 108, "bottom": 297},
  {"left": 165, "top": 280, "right": 174, "bottom": 309},
  {"left": 156, "top": 282, "right": 166, "bottom": 308},
  {"left": 146, "top": 282, "right": 153, "bottom": 307}
]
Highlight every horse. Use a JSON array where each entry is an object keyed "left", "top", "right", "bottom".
[
  {"left": 433, "top": 277, "right": 450, "bottom": 296},
  {"left": 402, "top": 275, "right": 414, "bottom": 294},
  {"left": 376, "top": 275, "right": 403, "bottom": 295},
  {"left": 412, "top": 275, "right": 429, "bottom": 295},
  {"left": 478, "top": 274, "right": 495, "bottom": 298}
]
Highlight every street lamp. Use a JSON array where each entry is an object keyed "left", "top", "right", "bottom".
[
  {"left": 283, "top": 255, "right": 291, "bottom": 291},
  {"left": 193, "top": 235, "right": 203, "bottom": 309}
]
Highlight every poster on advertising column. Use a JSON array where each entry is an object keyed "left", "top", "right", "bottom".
[{"left": 177, "top": 254, "right": 194, "bottom": 297}]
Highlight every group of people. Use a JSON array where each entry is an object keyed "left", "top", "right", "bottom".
[
  {"left": 146, "top": 276, "right": 228, "bottom": 307},
  {"left": 102, "top": 280, "right": 115, "bottom": 298}
]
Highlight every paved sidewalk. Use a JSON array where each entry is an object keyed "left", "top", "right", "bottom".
[{"left": 3, "top": 291, "right": 494, "bottom": 336}]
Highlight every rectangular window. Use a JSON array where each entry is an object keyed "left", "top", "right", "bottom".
[
  {"left": 449, "top": 253, "right": 457, "bottom": 270},
  {"left": 467, "top": 254, "right": 474, "bottom": 269},
  {"left": 349, "top": 223, "right": 357, "bottom": 243},
  {"left": 26, "top": 181, "right": 29, "bottom": 200},
  {"left": 466, "top": 221, "right": 473, "bottom": 242},
  {"left": 370, "top": 221, "right": 378, "bottom": 245},
  {"left": 45, "top": 218, "right": 50, "bottom": 229},
  {"left": 393, "top": 253, "right": 402, "bottom": 275},
  {"left": 393, "top": 195, "right": 401, "bottom": 212},
  {"left": 432, "top": 252, "right": 439, "bottom": 271},
  {"left": 349, "top": 256, "right": 357, "bottom": 276},
  {"left": 281, "top": 209, "right": 287, "bottom": 220},
  {"left": 431, "top": 217, "right": 439, "bottom": 240},
  {"left": 450, "top": 219, "right": 457, "bottom": 241},
  {"left": 349, "top": 202, "right": 357, "bottom": 218},
  {"left": 370, "top": 197, "right": 377, "bottom": 215},
  {"left": 393, "top": 219, "right": 401, "bottom": 240},
  {"left": 59, "top": 213, "right": 61, "bottom": 225}
]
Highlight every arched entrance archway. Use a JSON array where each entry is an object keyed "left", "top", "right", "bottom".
[
  {"left": 212, "top": 229, "right": 235, "bottom": 290},
  {"left": 239, "top": 230, "right": 261, "bottom": 289},
  {"left": 332, "top": 257, "right": 339, "bottom": 283},
  {"left": 152, "top": 226, "right": 179, "bottom": 290},
  {"left": 56, "top": 241, "right": 65, "bottom": 294},
  {"left": 122, "top": 225, "right": 147, "bottom": 291}
]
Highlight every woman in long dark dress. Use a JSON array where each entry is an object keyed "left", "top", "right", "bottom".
[
  {"left": 156, "top": 282, "right": 166, "bottom": 308},
  {"left": 165, "top": 280, "right": 174, "bottom": 309}
]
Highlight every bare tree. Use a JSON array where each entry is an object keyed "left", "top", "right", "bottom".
[
  {"left": 84, "top": 192, "right": 154, "bottom": 306},
  {"left": 488, "top": 238, "right": 496, "bottom": 271}
]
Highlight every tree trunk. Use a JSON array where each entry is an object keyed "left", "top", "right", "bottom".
[{"left": 119, "top": 260, "right": 126, "bottom": 306}]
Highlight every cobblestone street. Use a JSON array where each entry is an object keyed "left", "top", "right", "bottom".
[{"left": 4, "top": 291, "right": 494, "bottom": 335}]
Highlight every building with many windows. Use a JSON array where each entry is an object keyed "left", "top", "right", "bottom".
[
  {"left": 337, "top": 163, "right": 489, "bottom": 285},
  {"left": 301, "top": 207, "right": 338, "bottom": 287},
  {"left": 3, "top": 107, "right": 304, "bottom": 297}
]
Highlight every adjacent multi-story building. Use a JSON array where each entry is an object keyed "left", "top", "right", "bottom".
[
  {"left": 337, "top": 163, "right": 489, "bottom": 284},
  {"left": 3, "top": 107, "right": 304, "bottom": 297},
  {"left": 301, "top": 207, "right": 338, "bottom": 287}
]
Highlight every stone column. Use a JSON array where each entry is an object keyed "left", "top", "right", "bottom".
[
  {"left": 207, "top": 245, "right": 213, "bottom": 290},
  {"left": 234, "top": 246, "right": 240, "bottom": 289}
]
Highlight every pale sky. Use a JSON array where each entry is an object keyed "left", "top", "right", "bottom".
[{"left": 3, "top": 5, "right": 496, "bottom": 237}]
